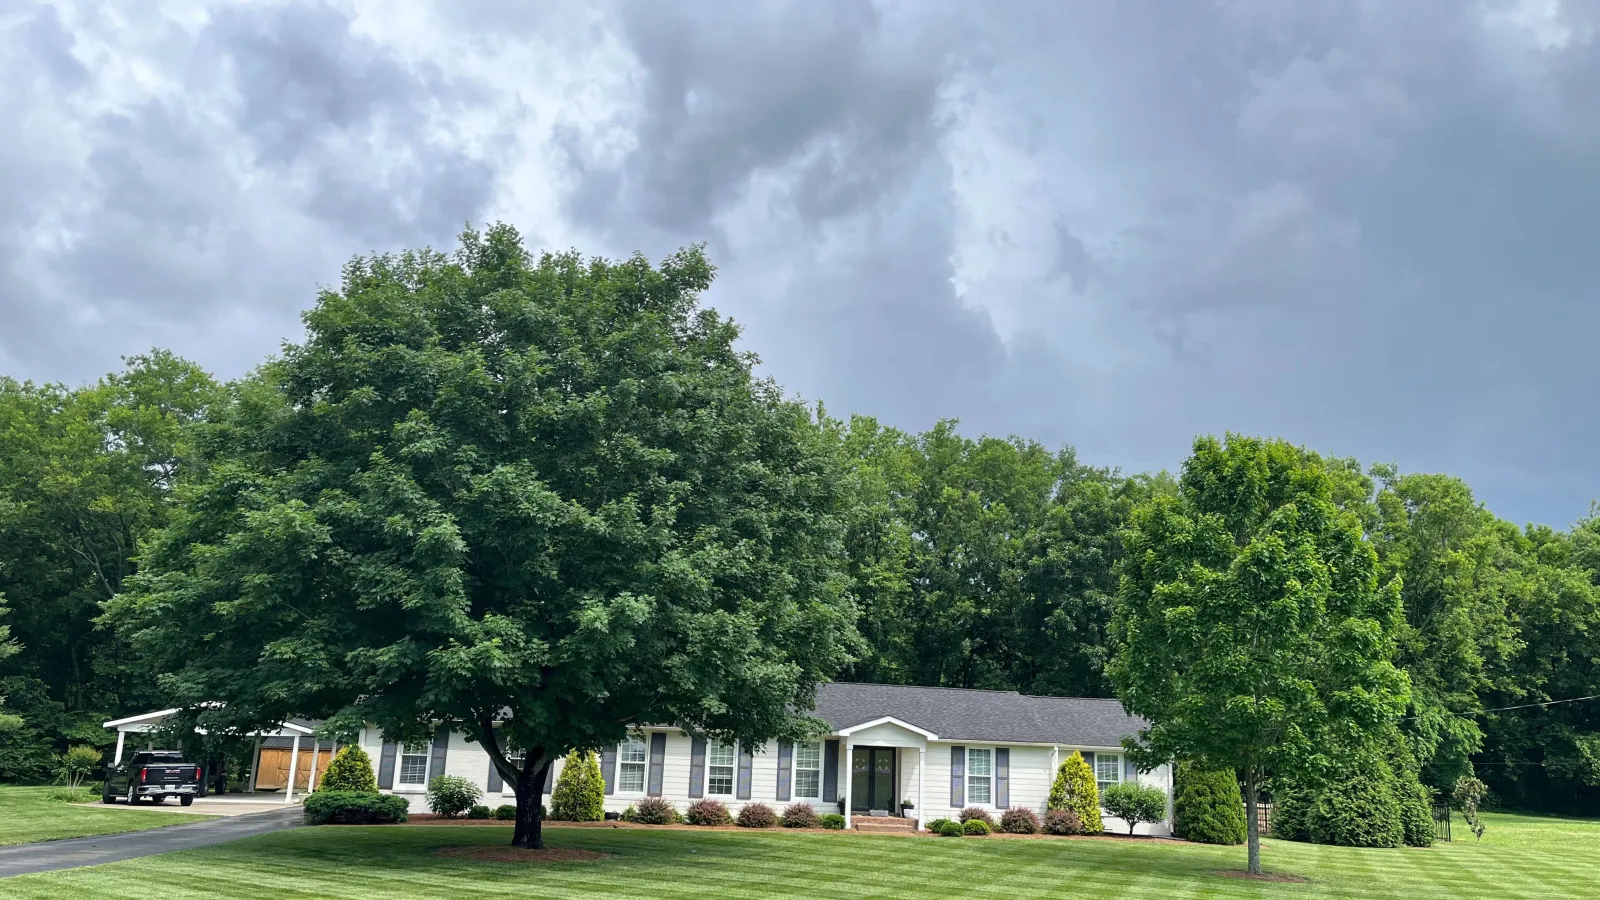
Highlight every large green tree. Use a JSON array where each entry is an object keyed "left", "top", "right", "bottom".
[
  {"left": 1109, "top": 434, "right": 1410, "bottom": 875},
  {"left": 0, "top": 352, "right": 220, "bottom": 777},
  {"left": 107, "top": 226, "right": 859, "bottom": 848}
]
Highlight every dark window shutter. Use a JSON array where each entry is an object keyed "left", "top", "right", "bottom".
[
  {"left": 689, "top": 737, "right": 708, "bottom": 799},
  {"left": 776, "top": 741, "right": 793, "bottom": 801},
  {"left": 950, "top": 745, "right": 966, "bottom": 808},
  {"left": 822, "top": 739, "right": 840, "bottom": 802},
  {"left": 544, "top": 756, "right": 556, "bottom": 793},
  {"left": 647, "top": 733, "right": 667, "bottom": 796},
  {"left": 428, "top": 727, "right": 450, "bottom": 782},
  {"left": 378, "top": 740, "right": 397, "bottom": 790},
  {"left": 736, "top": 743, "right": 754, "bottom": 800},
  {"left": 995, "top": 748, "right": 1010, "bottom": 808},
  {"left": 1124, "top": 756, "right": 1137, "bottom": 781},
  {"left": 602, "top": 744, "right": 617, "bottom": 795}
]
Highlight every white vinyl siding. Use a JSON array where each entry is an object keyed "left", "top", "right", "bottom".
[
  {"left": 618, "top": 737, "right": 648, "bottom": 793},
  {"left": 794, "top": 742, "right": 821, "bottom": 799},
  {"left": 1095, "top": 753, "right": 1122, "bottom": 795},
  {"left": 966, "top": 748, "right": 993, "bottom": 805},
  {"left": 707, "top": 743, "right": 736, "bottom": 796},
  {"left": 397, "top": 742, "right": 429, "bottom": 788}
]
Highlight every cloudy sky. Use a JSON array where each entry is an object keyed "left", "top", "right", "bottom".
[{"left": 3, "top": 0, "right": 1597, "bottom": 528}]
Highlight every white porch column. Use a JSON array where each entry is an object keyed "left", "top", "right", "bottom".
[
  {"left": 284, "top": 733, "right": 301, "bottom": 803},
  {"left": 917, "top": 746, "right": 926, "bottom": 831},
  {"left": 306, "top": 743, "right": 322, "bottom": 793},
  {"left": 113, "top": 731, "right": 126, "bottom": 766},
  {"left": 842, "top": 738, "right": 853, "bottom": 830}
]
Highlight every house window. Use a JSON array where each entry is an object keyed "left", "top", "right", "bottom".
[
  {"left": 793, "top": 741, "right": 821, "bottom": 799},
  {"left": 500, "top": 748, "right": 524, "bottom": 793},
  {"left": 618, "top": 736, "right": 648, "bottom": 793},
  {"left": 707, "top": 742, "right": 736, "bottom": 796},
  {"left": 966, "top": 748, "right": 993, "bottom": 805},
  {"left": 397, "top": 742, "right": 430, "bottom": 788},
  {"left": 1096, "top": 754, "right": 1123, "bottom": 795}
]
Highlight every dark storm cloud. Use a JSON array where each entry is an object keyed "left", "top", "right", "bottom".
[{"left": 2, "top": 0, "right": 1597, "bottom": 526}]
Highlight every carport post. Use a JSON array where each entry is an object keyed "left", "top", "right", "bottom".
[
  {"left": 247, "top": 737, "right": 262, "bottom": 793},
  {"left": 113, "top": 731, "right": 126, "bottom": 766},
  {"left": 306, "top": 742, "right": 321, "bottom": 793},
  {"left": 284, "top": 733, "right": 301, "bottom": 803}
]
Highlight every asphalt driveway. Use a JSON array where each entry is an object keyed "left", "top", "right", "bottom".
[{"left": 0, "top": 806, "right": 300, "bottom": 877}]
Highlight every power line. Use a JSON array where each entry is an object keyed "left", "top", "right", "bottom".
[{"left": 1399, "top": 694, "right": 1600, "bottom": 722}]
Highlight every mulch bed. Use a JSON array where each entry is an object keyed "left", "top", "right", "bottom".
[
  {"left": 1213, "top": 870, "right": 1310, "bottom": 884},
  {"left": 401, "top": 814, "right": 1184, "bottom": 842},
  {"left": 432, "top": 847, "right": 609, "bottom": 863}
]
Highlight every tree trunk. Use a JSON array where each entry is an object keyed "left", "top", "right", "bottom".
[
  {"left": 1244, "top": 769, "right": 1261, "bottom": 876},
  {"left": 509, "top": 756, "right": 552, "bottom": 849}
]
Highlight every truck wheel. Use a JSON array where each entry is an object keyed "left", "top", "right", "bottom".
[
  {"left": 127, "top": 785, "right": 140, "bottom": 805},
  {"left": 180, "top": 796, "right": 194, "bottom": 807},
  {"left": 101, "top": 782, "right": 114, "bottom": 804}
]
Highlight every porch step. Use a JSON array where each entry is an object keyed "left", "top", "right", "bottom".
[{"left": 852, "top": 816, "right": 917, "bottom": 834}]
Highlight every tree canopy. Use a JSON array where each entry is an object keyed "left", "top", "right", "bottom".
[
  {"left": 1109, "top": 434, "right": 1411, "bottom": 873},
  {"left": 105, "top": 225, "right": 860, "bottom": 847}
]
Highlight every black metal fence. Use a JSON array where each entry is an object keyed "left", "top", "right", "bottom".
[{"left": 1433, "top": 804, "right": 1452, "bottom": 842}]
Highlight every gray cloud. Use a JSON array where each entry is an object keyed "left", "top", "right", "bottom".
[{"left": 2, "top": 0, "right": 1597, "bottom": 527}]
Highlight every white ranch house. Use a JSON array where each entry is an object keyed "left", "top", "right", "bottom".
[{"left": 359, "top": 682, "right": 1172, "bottom": 834}]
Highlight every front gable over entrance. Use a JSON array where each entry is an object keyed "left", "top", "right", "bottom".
[{"left": 835, "top": 716, "right": 936, "bottom": 748}]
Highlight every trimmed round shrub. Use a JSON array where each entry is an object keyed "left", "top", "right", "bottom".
[
  {"left": 1172, "top": 762, "right": 1246, "bottom": 845},
  {"left": 466, "top": 805, "right": 490, "bottom": 820},
  {"left": 303, "top": 791, "right": 409, "bottom": 825},
  {"left": 631, "top": 796, "right": 679, "bottom": 825},
  {"left": 1267, "top": 785, "right": 1312, "bottom": 841},
  {"left": 425, "top": 775, "right": 482, "bottom": 818},
  {"left": 1043, "top": 807, "right": 1084, "bottom": 836},
  {"left": 1271, "top": 752, "right": 1405, "bottom": 848},
  {"left": 819, "top": 813, "right": 845, "bottom": 830},
  {"left": 963, "top": 818, "right": 991, "bottom": 835},
  {"left": 1000, "top": 807, "right": 1040, "bottom": 834},
  {"left": 493, "top": 804, "right": 517, "bottom": 821},
  {"left": 937, "top": 820, "right": 964, "bottom": 837},
  {"left": 686, "top": 798, "right": 732, "bottom": 826},
  {"left": 736, "top": 803, "right": 777, "bottom": 828},
  {"left": 781, "top": 803, "right": 821, "bottom": 828},
  {"left": 958, "top": 806, "right": 996, "bottom": 828},
  {"left": 318, "top": 745, "right": 379, "bottom": 794},
  {"left": 1048, "top": 751, "right": 1103, "bottom": 834},
  {"left": 926, "top": 817, "right": 956, "bottom": 833},
  {"left": 550, "top": 750, "right": 606, "bottom": 821}
]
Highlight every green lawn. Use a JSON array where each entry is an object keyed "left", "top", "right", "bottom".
[
  {"left": 6, "top": 811, "right": 1599, "bottom": 898},
  {"left": 0, "top": 786, "right": 214, "bottom": 846}
]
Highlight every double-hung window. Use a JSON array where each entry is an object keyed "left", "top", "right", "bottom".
[
  {"left": 618, "top": 736, "right": 648, "bottom": 793},
  {"left": 397, "top": 742, "right": 430, "bottom": 789},
  {"left": 793, "top": 741, "right": 822, "bottom": 799},
  {"left": 1095, "top": 753, "right": 1123, "bottom": 795},
  {"left": 966, "top": 748, "right": 993, "bottom": 805},
  {"left": 500, "top": 748, "right": 524, "bottom": 794},
  {"left": 707, "top": 742, "right": 736, "bottom": 796}
]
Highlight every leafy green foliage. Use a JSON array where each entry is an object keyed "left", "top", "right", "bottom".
[
  {"left": 466, "top": 805, "right": 490, "bottom": 820},
  {"left": 819, "top": 813, "right": 845, "bottom": 830},
  {"left": 1172, "top": 763, "right": 1245, "bottom": 845},
  {"left": 1000, "top": 806, "right": 1040, "bottom": 834},
  {"left": 493, "top": 804, "right": 517, "bottom": 821},
  {"left": 1454, "top": 776, "right": 1488, "bottom": 841},
  {"left": 936, "top": 820, "right": 964, "bottom": 836},
  {"left": 1101, "top": 781, "right": 1167, "bottom": 835},
  {"left": 779, "top": 803, "right": 819, "bottom": 828},
  {"left": 44, "top": 787, "right": 96, "bottom": 803},
  {"left": 53, "top": 745, "right": 101, "bottom": 790},
  {"left": 962, "top": 818, "right": 991, "bottom": 835},
  {"left": 1048, "top": 751, "right": 1102, "bottom": 833},
  {"left": 425, "top": 775, "right": 481, "bottom": 818},
  {"left": 957, "top": 806, "right": 995, "bottom": 827},
  {"left": 925, "top": 817, "right": 955, "bottom": 833},
  {"left": 318, "top": 746, "right": 378, "bottom": 793},
  {"left": 735, "top": 803, "right": 777, "bottom": 828},
  {"left": 1270, "top": 747, "right": 1435, "bottom": 848},
  {"left": 685, "top": 798, "right": 731, "bottom": 826},
  {"left": 1110, "top": 435, "right": 1410, "bottom": 873},
  {"left": 104, "top": 227, "right": 858, "bottom": 848},
  {"left": 549, "top": 751, "right": 604, "bottom": 822},
  {"left": 303, "top": 791, "right": 409, "bottom": 825}
]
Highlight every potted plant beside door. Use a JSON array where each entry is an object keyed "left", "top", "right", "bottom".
[{"left": 901, "top": 800, "right": 915, "bottom": 817}]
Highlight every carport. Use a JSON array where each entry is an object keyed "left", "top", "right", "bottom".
[{"left": 103, "top": 708, "right": 335, "bottom": 804}]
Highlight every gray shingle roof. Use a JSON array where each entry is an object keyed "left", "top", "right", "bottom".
[{"left": 810, "top": 682, "right": 1146, "bottom": 748}]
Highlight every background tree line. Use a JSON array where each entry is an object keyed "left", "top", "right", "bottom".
[{"left": 2, "top": 343, "right": 1596, "bottom": 815}]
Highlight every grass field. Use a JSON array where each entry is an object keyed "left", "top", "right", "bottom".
[
  {"left": 5, "top": 809, "right": 1598, "bottom": 898},
  {"left": 0, "top": 786, "right": 213, "bottom": 847}
]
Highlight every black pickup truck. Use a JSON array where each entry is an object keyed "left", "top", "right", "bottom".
[{"left": 102, "top": 751, "right": 203, "bottom": 806}]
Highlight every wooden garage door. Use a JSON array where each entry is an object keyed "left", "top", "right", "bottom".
[{"left": 254, "top": 749, "right": 319, "bottom": 791}]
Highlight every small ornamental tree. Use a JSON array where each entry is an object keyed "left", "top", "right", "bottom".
[
  {"left": 1048, "top": 751, "right": 1103, "bottom": 833},
  {"left": 319, "top": 746, "right": 379, "bottom": 793},
  {"left": 106, "top": 226, "right": 860, "bottom": 849},
  {"left": 54, "top": 745, "right": 102, "bottom": 789},
  {"left": 1109, "top": 435, "right": 1410, "bottom": 874},
  {"left": 1101, "top": 782, "right": 1167, "bottom": 835},
  {"left": 1453, "top": 776, "right": 1487, "bottom": 842},
  {"left": 1172, "top": 762, "right": 1246, "bottom": 845},
  {"left": 549, "top": 750, "right": 604, "bottom": 822}
]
